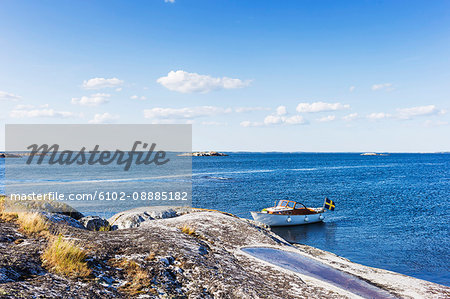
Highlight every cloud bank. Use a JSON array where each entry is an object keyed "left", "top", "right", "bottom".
[
  {"left": 241, "top": 106, "right": 307, "bottom": 127},
  {"left": 89, "top": 112, "right": 119, "bottom": 124},
  {"left": 71, "top": 93, "right": 111, "bottom": 106},
  {"left": 296, "top": 102, "right": 350, "bottom": 113},
  {"left": 0, "top": 91, "right": 21, "bottom": 101},
  {"left": 10, "top": 104, "right": 80, "bottom": 118},
  {"left": 82, "top": 77, "right": 124, "bottom": 89},
  {"left": 396, "top": 105, "right": 445, "bottom": 119},
  {"left": 372, "top": 83, "right": 394, "bottom": 91},
  {"left": 157, "top": 70, "right": 251, "bottom": 93},
  {"left": 144, "top": 106, "right": 232, "bottom": 119}
]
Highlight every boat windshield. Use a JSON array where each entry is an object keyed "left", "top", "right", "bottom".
[
  {"left": 286, "top": 201, "right": 295, "bottom": 208},
  {"left": 277, "top": 200, "right": 296, "bottom": 208},
  {"left": 277, "top": 200, "right": 288, "bottom": 207}
]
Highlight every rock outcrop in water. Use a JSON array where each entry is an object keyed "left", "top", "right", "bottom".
[
  {"left": 0, "top": 205, "right": 449, "bottom": 298},
  {"left": 0, "top": 153, "right": 21, "bottom": 158},
  {"left": 178, "top": 151, "right": 228, "bottom": 157}
]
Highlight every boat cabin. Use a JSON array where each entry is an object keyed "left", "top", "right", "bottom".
[{"left": 264, "top": 200, "right": 320, "bottom": 215}]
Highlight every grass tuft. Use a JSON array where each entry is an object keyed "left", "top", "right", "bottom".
[
  {"left": 146, "top": 252, "right": 156, "bottom": 261},
  {"left": 42, "top": 235, "right": 91, "bottom": 278},
  {"left": 0, "top": 197, "right": 16, "bottom": 222},
  {"left": 98, "top": 225, "right": 111, "bottom": 231},
  {"left": 178, "top": 224, "right": 213, "bottom": 244},
  {"left": 0, "top": 198, "right": 49, "bottom": 236},
  {"left": 17, "top": 212, "right": 49, "bottom": 236},
  {"left": 179, "top": 224, "right": 196, "bottom": 236},
  {"left": 0, "top": 212, "right": 18, "bottom": 222},
  {"left": 0, "top": 202, "right": 49, "bottom": 236},
  {"left": 111, "top": 258, "right": 154, "bottom": 295}
]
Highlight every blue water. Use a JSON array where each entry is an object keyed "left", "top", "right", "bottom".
[
  {"left": 1, "top": 153, "right": 449, "bottom": 286},
  {"left": 191, "top": 153, "right": 450, "bottom": 286}
]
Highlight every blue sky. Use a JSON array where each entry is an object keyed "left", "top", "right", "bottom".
[{"left": 0, "top": 0, "right": 449, "bottom": 152}]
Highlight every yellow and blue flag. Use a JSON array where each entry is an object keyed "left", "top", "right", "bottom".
[{"left": 324, "top": 198, "right": 335, "bottom": 211}]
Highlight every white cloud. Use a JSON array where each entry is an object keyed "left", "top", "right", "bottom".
[
  {"left": 146, "top": 119, "right": 194, "bottom": 124},
  {"left": 424, "top": 120, "right": 448, "bottom": 127},
  {"left": 0, "top": 91, "right": 21, "bottom": 101},
  {"left": 349, "top": 86, "right": 355, "bottom": 92},
  {"left": 240, "top": 121, "right": 263, "bottom": 127},
  {"left": 200, "top": 121, "right": 228, "bottom": 126},
  {"left": 234, "top": 107, "right": 270, "bottom": 113},
  {"left": 317, "top": 115, "right": 336, "bottom": 122},
  {"left": 10, "top": 105, "right": 80, "bottom": 118},
  {"left": 156, "top": 70, "right": 251, "bottom": 93},
  {"left": 396, "top": 105, "right": 445, "bottom": 120},
  {"left": 263, "top": 114, "right": 307, "bottom": 125},
  {"left": 164, "top": 0, "right": 175, "bottom": 2},
  {"left": 130, "top": 95, "right": 147, "bottom": 100},
  {"left": 143, "top": 106, "right": 232, "bottom": 120},
  {"left": 14, "top": 104, "right": 36, "bottom": 110},
  {"left": 296, "top": 101, "right": 350, "bottom": 113},
  {"left": 115, "top": 87, "right": 123, "bottom": 92},
  {"left": 342, "top": 113, "right": 359, "bottom": 121},
  {"left": 242, "top": 105, "right": 307, "bottom": 127},
  {"left": 276, "top": 106, "right": 287, "bottom": 116},
  {"left": 284, "top": 115, "right": 306, "bottom": 125},
  {"left": 71, "top": 93, "right": 111, "bottom": 106},
  {"left": 264, "top": 115, "right": 283, "bottom": 125},
  {"left": 82, "top": 77, "right": 124, "bottom": 89},
  {"left": 367, "top": 112, "right": 391, "bottom": 120},
  {"left": 364, "top": 105, "right": 445, "bottom": 121},
  {"left": 88, "top": 113, "right": 119, "bottom": 124},
  {"left": 371, "top": 83, "right": 394, "bottom": 91}
]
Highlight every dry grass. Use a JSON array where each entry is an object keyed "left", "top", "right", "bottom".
[
  {"left": 179, "top": 224, "right": 196, "bottom": 236},
  {"left": 0, "top": 197, "right": 16, "bottom": 222},
  {"left": 179, "top": 223, "right": 214, "bottom": 244},
  {"left": 1, "top": 196, "right": 91, "bottom": 278},
  {"left": 0, "top": 211, "right": 18, "bottom": 222},
  {"left": 146, "top": 252, "right": 156, "bottom": 261},
  {"left": 17, "top": 212, "right": 49, "bottom": 236},
  {"left": 0, "top": 198, "right": 49, "bottom": 236},
  {"left": 98, "top": 225, "right": 111, "bottom": 232},
  {"left": 42, "top": 235, "right": 91, "bottom": 278},
  {"left": 111, "top": 258, "right": 154, "bottom": 295}
]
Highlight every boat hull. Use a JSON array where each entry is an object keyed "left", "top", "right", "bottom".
[{"left": 250, "top": 211, "right": 324, "bottom": 226}]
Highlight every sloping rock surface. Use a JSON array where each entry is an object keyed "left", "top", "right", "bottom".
[
  {"left": 1, "top": 209, "right": 449, "bottom": 298},
  {"left": 108, "top": 206, "right": 189, "bottom": 230}
]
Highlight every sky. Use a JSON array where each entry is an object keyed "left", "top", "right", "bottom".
[{"left": 0, "top": 0, "right": 449, "bottom": 152}]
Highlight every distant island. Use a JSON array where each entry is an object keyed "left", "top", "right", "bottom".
[
  {"left": 360, "top": 152, "right": 389, "bottom": 156},
  {"left": 0, "top": 153, "right": 21, "bottom": 158},
  {"left": 178, "top": 151, "right": 228, "bottom": 157},
  {"left": 0, "top": 152, "right": 48, "bottom": 158}
]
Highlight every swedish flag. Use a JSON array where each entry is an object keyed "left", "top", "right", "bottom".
[{"left": 324, "top": 198, "right": 335, "bottom": 211}]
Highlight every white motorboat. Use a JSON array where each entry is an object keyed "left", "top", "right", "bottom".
[{"left": 250, "top": 198, "right": 335, "bottom": 227}]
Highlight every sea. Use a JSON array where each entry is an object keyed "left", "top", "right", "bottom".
[{"left": 1, "top": 153, "right": 449, "bottom": 286}]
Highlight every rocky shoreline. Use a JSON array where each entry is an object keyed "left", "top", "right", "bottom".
[{"left": 0, "top": 204, "right": 449, "bottom": 298}]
